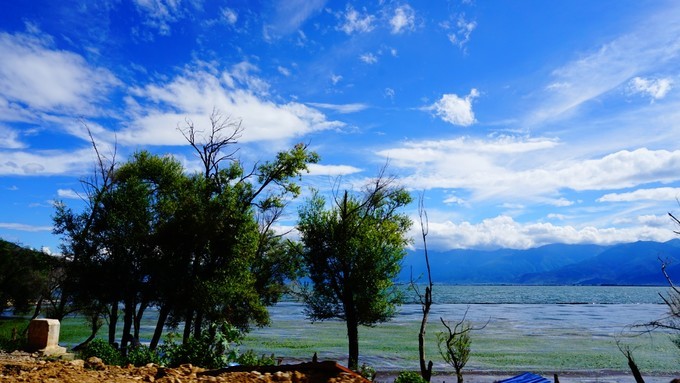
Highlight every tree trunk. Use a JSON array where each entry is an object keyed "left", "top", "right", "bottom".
[
  {"left": 418, "top": 286, "right": 433, "bottom": 382},
  {"left": 150, "top": 305, "right": 170, "bottom": 350},
  {"left": 183, "top": 308, "right": 194, "bottom": 344},
  {"left": 121, "top": 299, "right": 134, "bottom": 355},
  {"left": 72, "top": 313, "right": 102, "bottom": 351},
  {"left": 456, "top": 369, "right": 464, "bottom": 383},
  {"left": 108, "top": 302, "right": 118, "bottom": 345},
  {"left": 346, "top": 317, "right": 359, "bottom": 371},
  {"left": 134, "top": 300, "right": 148, "bottom": 340},
  {"left": 193, "top": 309, "right": 203, "bottom": 338}
]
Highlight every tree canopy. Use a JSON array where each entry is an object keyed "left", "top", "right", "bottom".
[{"left": 296, "top": 171, "right": 412, "bottom": 368}]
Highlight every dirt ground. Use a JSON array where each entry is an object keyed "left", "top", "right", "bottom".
[{"left": 0, "top": 351, "right": 369, "bottom": 383}]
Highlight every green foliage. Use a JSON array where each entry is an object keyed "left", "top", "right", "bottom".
[
  {"left": 235, "top": 349, "right": 277, "bottom": 367},
  {"left": 394, "top": 371, "right": 427, "bottom": 383},
  {"left": 356, "top": 363, "right": 377, "bottom": 381},
  {"left": 297, "top": 172, "right": 412, "bottom": 368},
  {"left": 160, "top": 323, "right": 242, "bottom": 369},
  {"left": 0, "top": 239, "right": 54, "bottom": 315},
  {"left": 0, "top": 319, "right": 28, "bottom": 352},
  {"left": 125, "top": 344, "right": 161, "bottom": 366},
  {"left": 437, "top": 318, "right": 473, "bottom": 383},
  {"left": 78, "top": 339, "right": 122, "bottom": 366}
]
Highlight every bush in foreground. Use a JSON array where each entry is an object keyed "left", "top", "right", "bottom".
[{"left": 394, "top": 370, "right": 427, "bottom": 383}]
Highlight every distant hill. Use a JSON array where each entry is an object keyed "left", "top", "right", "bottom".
[{"left": 400, "top": 239, "right": 680, "bottom": 285}]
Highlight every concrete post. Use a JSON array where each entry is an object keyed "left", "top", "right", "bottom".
[{"left": 27, "top": 318, "right": 67, "bottom": 356}]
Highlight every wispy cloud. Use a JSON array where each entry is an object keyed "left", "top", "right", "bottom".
[
  {"left": 598, "top": 187, "right": 680, "bottom": 202},
  {"left": 338, "top": 5, "right": 375, "bottom": 34},
  {"left": 359, "top": 53, "right": 378, "bottom": 64},
  {"left": 307, "top": 163, "right": 362, "bottom": 176},
  {"left": 390, "top": 5, "right": 416, "bottom": 34},
  {"left": 264, "top": 0, "right": 327, "bottom": 39},
  {"left": 0, "top": 222, "right": 53, "bottom": 232},
  {"left": 444, "top": 14, "right": 477, "bottom": 51},
  {"left": 528, "top": 6, "right": 680, "bottom": 125},
  {"left": 307, "top": 102, "right": 368, "bottom": 114},
  {"left": 57, "top": 188, "right": 80, "bottom": 199},
  {"left": 0, "top": 29, "right": 119, "bottom": 116}
]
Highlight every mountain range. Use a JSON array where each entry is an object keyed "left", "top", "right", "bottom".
[{"left": 399, "top": 239, "right": 680, "bottom": 285}]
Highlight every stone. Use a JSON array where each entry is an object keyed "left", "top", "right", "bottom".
[{"left": 26, "top": 319, "right": 67, "bottom": 356}]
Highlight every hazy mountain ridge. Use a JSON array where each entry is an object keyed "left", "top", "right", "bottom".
[{"left": 400, "top": 239, "right": 680, "bottom": 285}]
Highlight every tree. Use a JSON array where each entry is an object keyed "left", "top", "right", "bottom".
[
  {"left": 0, "top": 239, "right": 53, "bottom": 315},
  {"left": 437, "top": 310, "right": 474, "bottom": 383},
  {"left": 297, "top": 170, "right": 412, "bottom": 369},
  {"left": 411, "top": 194, "right": 434, "bottom": 381}
]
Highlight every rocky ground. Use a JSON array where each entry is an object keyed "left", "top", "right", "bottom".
[{"left": 0, "top": 351, "right": 370, "bottom": 383}]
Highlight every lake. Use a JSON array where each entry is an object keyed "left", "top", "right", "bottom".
[{"left": 243, "top": 285, "right": 678, "bottom": 374}]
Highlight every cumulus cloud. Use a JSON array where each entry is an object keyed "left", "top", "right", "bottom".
[
  {"left": 598, "top": 187, "right": 680, "bottom": 202},
  {"left": 122, "top": 63, "right": 343, "bottom": 145},
  {"left": 418, "top": 215, "right": 675, "bottom": 250},
  {"left": 378, "top": 134, "right": 680, "bottom": 204},
  {"left": 390, "top": 5, "right": 415, "bottom": 34},
  {"left": 338, "top": 5, "right": 375, "bottom": 34},
  {"left": 628, "top": 76, "right": 673, "bottom": 100},
  {"left": 307, "top": 163, "right": 362, "bottom": 176},
  {"left": 427, "top": 89, "right": 479, "bottom": 126},
  {"left": 0, "top": 30, "right": 119, "bottom": 116}
]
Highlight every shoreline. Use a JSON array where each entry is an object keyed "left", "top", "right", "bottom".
[{"left": 375, "top": 370, "right": 679, "bottom": 383}]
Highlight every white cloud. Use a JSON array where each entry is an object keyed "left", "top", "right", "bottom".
[
  {"left": 307, "top": 163, "right": 362, "bottom": 176},
  {"left": 0, "top": 126, "right": 25, "bottom": 149},
  {"left": 445, "top": 15, "right": 477, "bottom": 50},
  {"left": 0, "top": 148, "right": 96, "bottom": 176},
  {"left": 133, "top": 0, "right": 184, "bottom": 36},
  {"left": 221, "top": 7, "right": 238, "bottom": 25},
  {"left": 420, "top": 215, "right": 675, "bottom": 250},
  {"left": 428, "top": 89, "right": 479, "bottom": 126},
  {"left": 628, "top": 76, "right": 673, "bottom": 100},
  {"left": 0, "top": 30, "right": 119, "bottom": 116},
  {"left": 529, "top": 8, "right": 680, "bottom": 125},
  {"left": 264, "top": 0, "right": 326, "bottom": 39},
  {"left": 307, "top": 102, "right": 368, "bottom": 114},
  {"left": 123, "top": 64, "right": 343, "bottom": 145},
  {"left": 277, "top": 66, "right": 291, "bottom": 76},
  {"left": 0, "top": 222, "right": 53, "bottom": 232},
  {"left": 331, "top": 74, "right": 343, "bottom": 85},
  {"left": 338, "top": 5, "right": 375, "bottom": 34},
  {"left": 360, "top": 53, "right": 378, "bottom": 64},
  {"left": 390, "top": 5, "right": 415, "bottom": 34},
  {"left": 598, "top": 187, "right": 680, "bottom": 202},
  {"left": 57, "top": 188, "right": 80, "bottom": 199}
]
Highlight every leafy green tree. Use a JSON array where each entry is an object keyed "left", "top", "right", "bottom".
[
  {"left": 0, "top": 239, "right": 53, "bottom": 315},
  {"left": 296, "top": 171, "right": 412, "bottom": 369}
]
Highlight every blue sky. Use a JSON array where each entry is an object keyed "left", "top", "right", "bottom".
[{"left": 2, "top": 0, "right": 680, "bottom": 254}]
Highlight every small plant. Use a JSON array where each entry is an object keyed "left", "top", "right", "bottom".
[
  {"left": 394, "top": 370, "right": 427, "bottom": 383},
  {"left": 78, "top": 338, "right": 122, "bottom": 366},
  {"left": 356, "top": 363, "right": 376, "bottom": 381}
]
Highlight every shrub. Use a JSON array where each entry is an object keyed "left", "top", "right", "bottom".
[
  {"left": 159, "top": 322, "right": 242, "bottom": 369},
  {"left": 125, "top": 344, "right": 161, "bottom": 366},
  {"left": 356, "top": 363, "right": 376, "bottom": 381},
  {"left": 394, "top": 371, "right": 427, "bottom": 383},
  {"left": 78, "top": 338, "right": 122, "bottom": 366},
  {"left": 0, "top": 320, "right": 28, "bottom": 352},
  {"left": 235, "top": 349, "right": 277, "bottom": 367}
]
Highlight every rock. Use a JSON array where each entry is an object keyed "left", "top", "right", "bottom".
[
  {"left": 85, "top": 356, "right": 105, "bottom": 370},
  {"left": 68, "top": 359, "right": 85, "bottom": 369}
]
